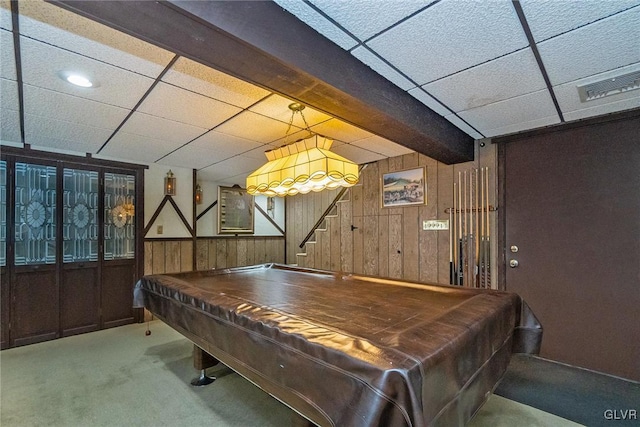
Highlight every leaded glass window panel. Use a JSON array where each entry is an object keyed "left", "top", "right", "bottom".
[
  {"left": 63, "top": 168, "right": 98, "bottom": 263},
  {"left": 14, "top": 162, "right": 56, "bottom": 265},
  {"left": 104, "top": 173, "right": 135, "bottom": 260},
  {"left": 0, "top": 160, "right": 6, "bottom": 267}
]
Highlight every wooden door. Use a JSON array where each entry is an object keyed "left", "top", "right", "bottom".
[{"left": 500, "top": 115, "right": 640, "bottom": 381}]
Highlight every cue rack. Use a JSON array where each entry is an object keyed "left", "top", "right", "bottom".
[{"left": 446, "top": 167, "right": 496, "bottom": 288}]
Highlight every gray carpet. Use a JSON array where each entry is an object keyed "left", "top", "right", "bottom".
[{"left": 0, "top": 321, "right": 582, "bottom": 426}]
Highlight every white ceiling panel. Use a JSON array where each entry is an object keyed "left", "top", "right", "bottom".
[
  {"left": 163, "top": 57, "right": 271, "bottom": 109},
  {"left": 307, "top": 0, "right": 431, "bottom": 42},
  {"left": 137, "top": 82, "right": 242, "bottom": 129},
  {"left": 24, "top": 113, "right": 113, "bottom": 153},
  {"left": 18, "top": 0, "right": 174, "bottom": 77},
  {"left": 407, "top": 88, "right": 453, "bottom": 117},
  {"left": 1, "top": 78, "right": 21, "bottom": 144},
  {"left": 272, "top": 0, "right": 359, "bottom": 50},
  {"left": 424, "top": 48, "right": 546, "bottom": 112},
  {"left": 554, "top": 63, "right": 640, "bottom": 116},
  {"left": 350, "top": 135, "right": 415, "bottom": 157},
  {"left": 20, "top": 36, "right": 155, "bottom": 109},
  {"left": 0, "top": 1, "right": 11, "bottom": 30},
  {"left": 366, "top": 0, "right": 528, "bottom": 85},
  {"left": 100, "top": 132, "right": 186, "bottom": 164},
  {"left": 117, "top": 112, "right": 207, "bottom": 147},
  {"left": 215, "top": 111, "right": 293, "bottom": 143},
  {"left": 521, "top": 0, "right": 640, "bottom": 42},
  {"left": 443, "top": 115, "right": 484, "bottom": 140},
  {"left": 197, "top": 157, "right": 263, "bottom": 183},
  {"left": 562, "top": 97, "right": 640, "bottom": 122},
  {"left": 351, "top": 46, "right": 416, "bottom": 90},
  {"left": 458, "top": 89, "right": 557, "bottom": 135},
  {"left": 1, "top": 29, "right": 16, "bottom": 80},
  {"left": 23, "top": 84, "right": 129, "bottom": 130},
  {"left": 249, "top": 94, "right": 333, "bottom": 127},
  {"left": 332, "top": 143, "right": 386, "bottom": 164},
  {"left": 538, "top": 7, "right": 640, "bottom": 85},
  {"left": 158, "top": 130, "right": 265, "bottom": 170},
  {"left": 309, "top": 119, "right": 372, "bottom": 143},
  {"left": 482, "top": 115, "right": 561, "bottom": 139}
]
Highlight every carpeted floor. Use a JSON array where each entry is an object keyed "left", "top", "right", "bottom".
[{"left": 0, "top": 321, "right": 587, "bottom": 426}]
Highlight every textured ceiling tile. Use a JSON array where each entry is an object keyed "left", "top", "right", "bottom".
[
  {"left": 118, "top": 112, "right": 207, "bottom": 146},
  {"left": 350, "top": 135, "right": 415, "bottom": 157},
  {"left": 332, "top": 143, "right": 385, "bottom": 164},
  {"left": 458, "top": 89, "right": 557, "bottom": 133},
  {"left": 0, "top": 81, "right": 21, "bottom": 144},
  {"left": 273, "top": 0, "right": 359, "bottom": 49},
  {"left": 215, "top": 111, "right": 293, "bottom": 143},
  {"left": 1, "top": 76, "right": 18, "bottom": 109},
  {"left": 197, "top": 157, "right": 261, "bottom": 182},
  {"left": 563, "top": 97, "right": 640, "bottom": 122},
  {"left": 164, "top": 58, "right": 271, "bottom": 109},
  {"left": 138, "top": 82, "right": 242, "bottom": 129},
  {"left": 483, "top": 115, "right": 561, "bottom": 138},
  {"left": 306, "top": 0, "right": 432, "bottom": 41},
  {"left": 367, "top": 0, "right": 528, "bottom": 85},
  {"left": 18, "top": 0, "right": 174, "bottom": 77},
  {"left": 309, "top": 118, "right": 372, "bottom": 143},
  {"left": 159, "top": 130, "right": 264, "bottom": 170},
  {"left": 443, "top": 115, "right": 484, "bottom": 140},
  {"left": 351, "top": 46, "right": 416, "bottom": 90},
  {"left": 249, "top": 94, "right": 333, "bottom": 127},
  {"left": 0, "top": 0, "right": 10, "bottom": 30},
  {"left": 20, "top": 37, "right": 154, "bottom": 109},
  {"left": 1, "top": 29, "right": 16, "bottom": 80},
  {"left": 407, "top": 88, "right": 452, "bottom": 117},
  {"left": 521, "top": 0, "right": 640, "bottom": 42},
  {"left": 23, "top": 84, "right": 129, "bottom": 130},
  {"left": 538, "top": 8, "right": 640, "bottom": 85},
  {"left": 424, "top": 49, "right": 546, "bottom": 112},
  {"left": 100, "top": 132, "right": 186, "bottom": 164},
  {"left": 24, "top": 113, "right": 112, "bottom": 153},
  {"left": 554, "top": 63, "right": 640, "bottom": 115}
]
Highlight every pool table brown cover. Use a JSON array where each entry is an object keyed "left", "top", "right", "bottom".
[{"left": 134, "top": 264, "right": 541, "bottom": 426}]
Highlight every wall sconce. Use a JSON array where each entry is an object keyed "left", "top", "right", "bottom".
[
  {"left": 164, "top": 170, "right": 176, "bottom": 196},
  {"left": 195, "top": 183, "right": 203, "bottom": 204}
]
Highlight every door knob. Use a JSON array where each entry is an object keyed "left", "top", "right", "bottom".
[{"left": 509, "top": 259, "right": 519, "bottom": 268}]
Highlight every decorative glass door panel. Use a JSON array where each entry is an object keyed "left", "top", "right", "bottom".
[
  {"left": 0, "top": 160, "right": 6, "bottom": 267},
  {"left": 63, "top": 168, "right": 98, "bottom": 263},
  {"left": 14, "top": 162, "right": 56, "bottom": 265},
  {"left": 104, "top": 173, "right": 135, "bottom": 260}
]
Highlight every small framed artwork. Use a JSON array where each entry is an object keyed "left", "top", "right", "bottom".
[
  {"left": 381, "top": 167, "right": 426, "bottom": 208},
  {"left": 218, "top": 185, "right": 255, "bottom": 234}
]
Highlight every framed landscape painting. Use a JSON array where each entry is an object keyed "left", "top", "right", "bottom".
[{"left": 381, "top": 167, "right": 426, "bottom": 208}]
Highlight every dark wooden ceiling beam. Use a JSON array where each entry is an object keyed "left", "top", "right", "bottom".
[{"left": 49, "top": 0, "right": 474, "bottom": 164}]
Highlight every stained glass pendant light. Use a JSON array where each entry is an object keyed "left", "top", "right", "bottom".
[{"left": 246, "top": 103, "right": 359, "bottom": 197}]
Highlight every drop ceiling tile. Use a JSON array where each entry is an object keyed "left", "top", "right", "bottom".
[
  {"left": 443, "top": 115, "right": 484, "bottom": 140},
  {"left": 23, "top": 113, "right": 112, "bottom": 153},
  {"left": 215, "top": 111, "right": 292, "bottom": 143},
  {"left": 563, "top": 97, "right": 640, "bottom": 122},
  {"left": 351, "top": 46, "right": 416, "bottom": 90},
  {"left": 538, "top": 7, "right": 640, "bottom": 85},
  {"left": 138, "top": 82, "right": 242, "bottom": 129},
  {"left": 249, "top": 94, "right": 333, "bottom": 126},
  {"left": 407, "top": 88, "right": 452, "bottom": 117},
  {"left": 458, "top": 89, "right": 557, "bottom": 134},
  {"left": 242, "top": 144, "right": 279, "bottom": 161},
  {"left": 0, "top": 1, "right": 10, "bottom": 30},
  {"left": 197, "top": 157, "right": 262, "bottom": 182},
  {"left": 158, "top": 130, "right": 265, "bottom": 170},
  {"left": 20, "top": 37, "right": 155, "bottom": 109},
  {"left": 424, "top": 48, "right": 546, "bottom": 112},
  {"left": 23, "top": 84, "right": 129, "bottom": 130},
  {"left": 350, "top": 135, "right": 414, "bottom": 157},
  {"left": 1, "top": 78, "right": 21, "bottom": 143},
  {"left": 309, "top": 118, "right": 372, "bottom": 143},
  {"left": 332, "top": 143, "right": 385, "bottom": 164},
  {"left": 117, "top": 112, "right": 207, "bottom": 146},
  {"left": 163, "top": 58, "right": 271, "bottom": 109},
  {"left": 366, "top": 0, "right": 528, "bottom": 85},
  {"left": 306, "top": 0, "right": 432, "bottom": 42},
  {"left": 18, "top": 0, "right": 174, "bottom": 77},
  {"left": 1, "top": 76, "right": 18, "bottom": 109},
  {"left": 520, "top": 0, "right": 640, "bottom": 42},
  {"left": 272, "top": 0, "right": 359, "bottom": 49},
  {"left": 554, "top": 63, "right": 640, "bottom": 116},
  {"left": 1, "top": 29, "right": 16, "bottom": 80},
  {"left": 100, "top": 132, "right": 185, "bottom": 164},
  {"left": 483, "top": 115, "right": 561, "bottom": 138}
]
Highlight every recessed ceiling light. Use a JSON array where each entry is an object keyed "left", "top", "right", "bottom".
[{"left": 66, "top": 74, "right": 93, "bottom": 87}]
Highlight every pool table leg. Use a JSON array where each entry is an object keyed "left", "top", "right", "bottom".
[{"left": 190, "top": 344, "right": 218, "bottom": 386}]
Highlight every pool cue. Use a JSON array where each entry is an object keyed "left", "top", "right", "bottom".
[
  {"left": 475, "top": 168, "right": 480, "bottom": 287},
  {"left": 480, "top": 167, "right": 486, "bottom": 288},
  {"left": 449, "top": 190, "right": 454, "bottom": 285},
  {"left": 485, "top": 167, "right": 491, "bottom": 288},
  {"left": 467, "top": 170, "right": 475, "bottom": 288},
  {"left": 462, "top": 170, "right": 469, "bottom": 286},
  {"left": 457, "top": 171, "right": 463, "bottom": 286}
]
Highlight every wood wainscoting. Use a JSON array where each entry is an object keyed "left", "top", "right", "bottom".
[{"left": 144, "top": 236, "right": 285, "bottom": 275}]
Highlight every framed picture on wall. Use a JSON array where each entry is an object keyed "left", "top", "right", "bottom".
[
  {"left": 381, "top": 167, "right": 426, "bottom": 208},
  {"left": 218, "top": 185, "right": 255, "bottom": 234}
]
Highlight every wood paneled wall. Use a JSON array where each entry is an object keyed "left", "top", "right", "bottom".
[
  {"left": 144, "top": 236, "right": 285, "bottom": 275},
  {"left": 288, "top": 142, "right": 497, "bottom": 287}
]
